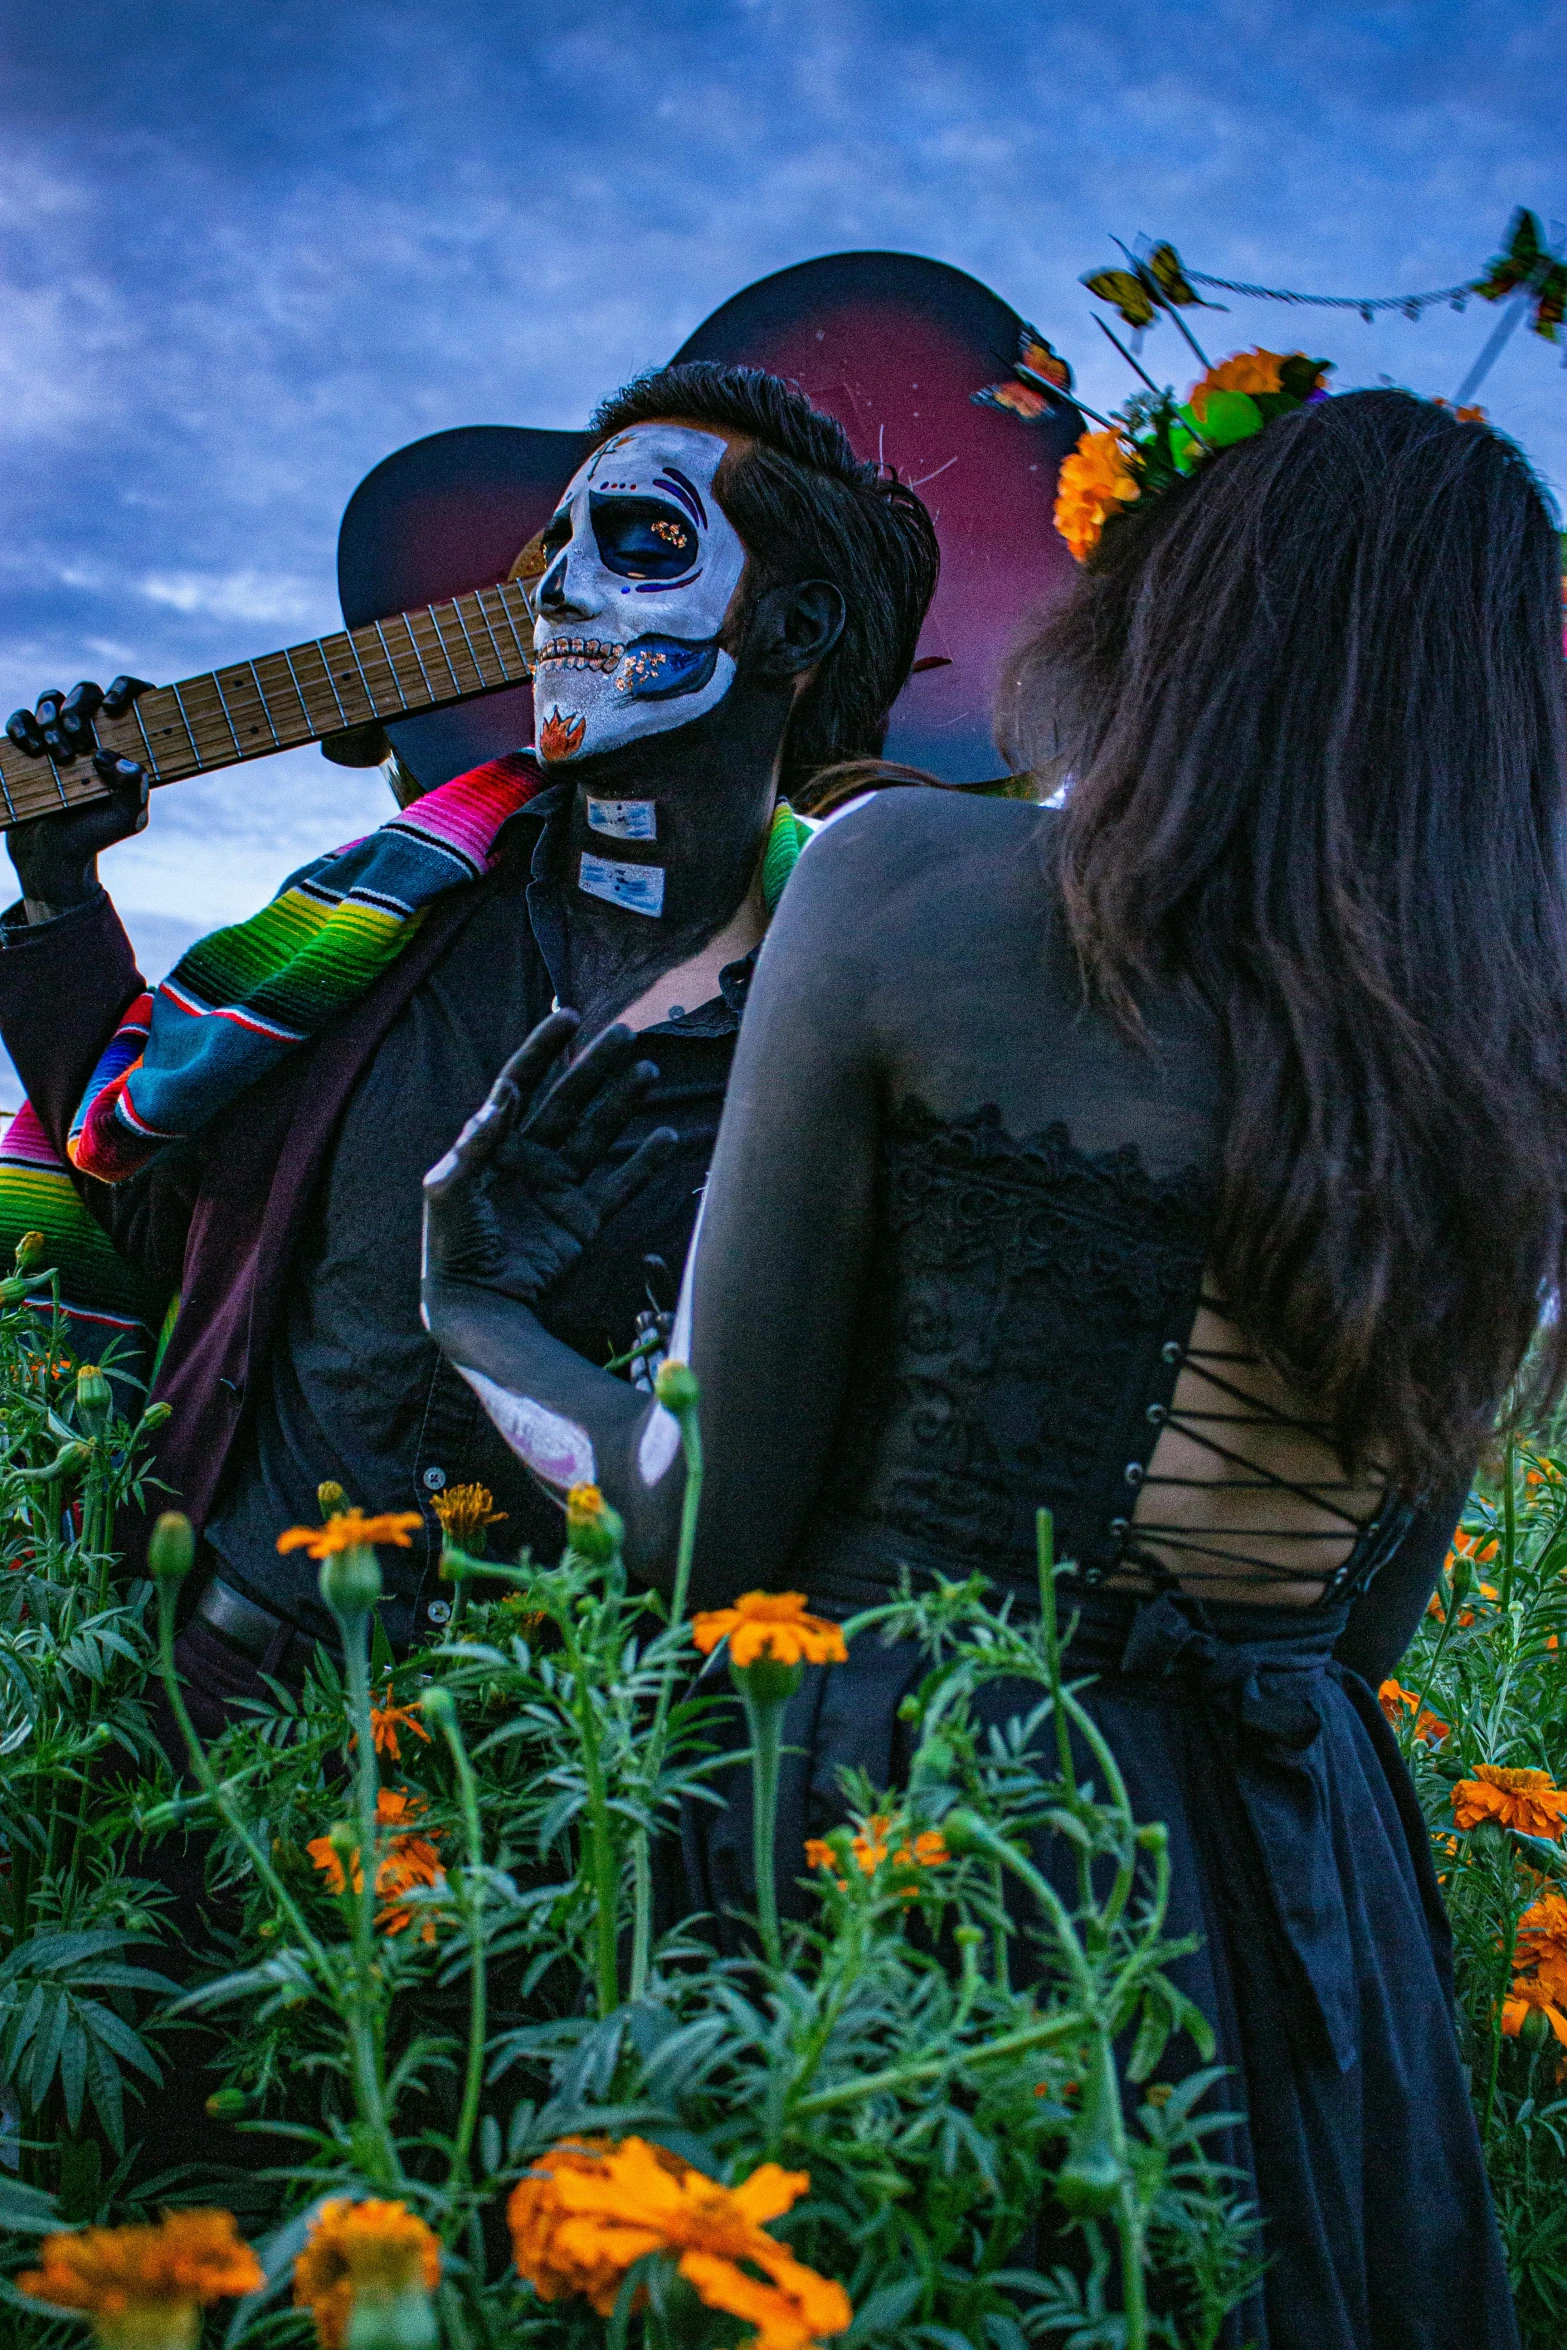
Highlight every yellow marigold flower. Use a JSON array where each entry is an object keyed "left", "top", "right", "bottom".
[
  {"left": 277, "top": 1509, "right": 422, "bottom": 1560},
  {"left": 1053, "top": 428, "right": 1140, "bottom": 563},
  {"left": 430, "top": 1481, "right": 507, "bottom": 1544},
  {"left": 508, "top": 2136, "right": 850, "bottom": 2347},
  {"left": 20, "top": 2210, "right": 263, "bottom": 2350},
  {"left": 1452, "top": 1764, "right": 1567, "bottom": 1841},
  {"left": 691, "top": 1591, "right": 848, "bottom": 1670},
  {"left": 1377, "top": 1678, "right": 1449, "bottom": 1744},
  {"left": 307, "top": 1789, "right": 447, "bottom": 1940},
  {"left": 566, "top": 1482, "right": 604, "bottom": 1519},
  {"left": 292, "top": 2198, "right": 441, "bottom": 2350}
]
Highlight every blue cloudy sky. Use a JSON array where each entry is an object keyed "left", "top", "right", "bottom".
[{"left": 2, "top": 0, "right": 1562, "bottom": 1012}]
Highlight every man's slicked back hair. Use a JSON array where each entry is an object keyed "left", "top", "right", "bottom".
[{"left": 589, "top": 362, "right": 940, "bottom": 805}]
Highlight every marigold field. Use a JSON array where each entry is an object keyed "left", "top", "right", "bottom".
[{"left": 0, "top": 1262, "right": 1563, "bottom": 2348}]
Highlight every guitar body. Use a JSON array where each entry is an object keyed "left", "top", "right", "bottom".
[{"left": 335, "top": 252, "right": 1082, "bottom": 790}]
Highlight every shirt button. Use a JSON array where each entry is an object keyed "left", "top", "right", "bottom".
[
  {"left": 426, "top": 1599, "right": 452, "bottom": 1625},
  {"left": 423, "top": 1467, "right": 447, "bottom": 1491}
]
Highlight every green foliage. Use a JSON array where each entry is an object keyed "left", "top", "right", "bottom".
[{"left": 1385, "top": 1428, "right": 1567, "bottom": 2348}]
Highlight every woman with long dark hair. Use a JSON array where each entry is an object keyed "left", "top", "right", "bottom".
[{"left": 424, "top": 387, "right": 1567, "bottom": 2345}]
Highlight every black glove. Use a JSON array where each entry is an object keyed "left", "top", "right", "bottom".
[
  {"left": 423, "top": 1009, "right": 679, "bottom": 1308},
  {"left": 5, "top": 678, "right": 152, "bottom": 910}
]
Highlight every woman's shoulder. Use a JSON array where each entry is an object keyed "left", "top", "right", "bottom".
[{"left": 798, "top": 784, "right": 1059, "bottom": 903}]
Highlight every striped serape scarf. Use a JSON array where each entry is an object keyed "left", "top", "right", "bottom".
[{"left": 0, "top": 752, "right": 543, "bottom": 1368}]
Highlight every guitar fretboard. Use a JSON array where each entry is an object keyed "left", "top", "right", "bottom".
[{"left": 0, "top": 579, "right": 538, "bottom": 830}]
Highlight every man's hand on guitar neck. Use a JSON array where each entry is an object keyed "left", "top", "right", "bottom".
[{"left": 4, "top": 678, "right": 152, "bottom": 922}]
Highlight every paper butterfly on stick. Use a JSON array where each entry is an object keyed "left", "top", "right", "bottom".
[
  {"left": 1080, "top": 240, "right": 1224, "bottom": 332},
  {"left": 1472, "top": 208, "right": 1567, "bottom": 344},
  {"left": 971, "top": 323, "right": 1076, "bottom": 423}
]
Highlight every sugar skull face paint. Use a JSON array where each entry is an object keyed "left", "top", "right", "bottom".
[{"left": 532, "top": 424, "right": 747, "bottom": 762}]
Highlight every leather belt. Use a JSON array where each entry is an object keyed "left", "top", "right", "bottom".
[{"left": 193, "top": 1576, "right": 307, "bottom": 1662}]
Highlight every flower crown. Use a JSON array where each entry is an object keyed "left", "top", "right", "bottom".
[{"left": 1054, "top": 347, "right": 1334, "bottom": 564}]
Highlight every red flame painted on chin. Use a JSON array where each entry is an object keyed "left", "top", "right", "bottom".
[{"left": 539, "top": 708, "right": 586, "bottom": 762}]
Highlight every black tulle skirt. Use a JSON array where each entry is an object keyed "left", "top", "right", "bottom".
[{"left": 660, "top": 1569, "right": 1519, "bottom": 2350}]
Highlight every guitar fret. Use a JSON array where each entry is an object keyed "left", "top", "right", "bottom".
[
  {"left": 446, "top": 598, "right": 490, "bottom": 687},
  {"left": 501, "top": 583, "right": 537, "bottom": 669},
  {"left": 128, "top": 696, "right": 163, "bottom": 780},
  {"left": 482, "top": 585, "right": 529, "bottom": 669},
  {"left": 210, "top": 675, "right": 245, "bottom": 758},
  {"left": 372, "top": 622, "right": 411, "bottom": 710},
  {"left": 394, "top": 613, "right": 436, "bottom": 702},
  {"left": 167, "top": 682, "right": 206, "bottom": 772},
  {"left": 463, "top": 590, "right": 509, "bottom": 678},
  {"left": 416, "top": 607, "right": 461, "bottom": 696},
  {"left": 245, "top": 662, "right": 281, "bottom": 749},
  {"left": 342, "top": 633, "right": 377, "bottom": 711}
]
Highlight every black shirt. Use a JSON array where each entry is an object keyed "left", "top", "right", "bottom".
[{"left": 206, "top": 791, "right": 748, "bottom": 1648}]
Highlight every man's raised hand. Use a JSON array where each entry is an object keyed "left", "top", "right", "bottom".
[{"left": 422, "top": 1010, "right": 679, "bottom": 1308}]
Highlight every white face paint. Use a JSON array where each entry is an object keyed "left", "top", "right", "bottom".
[{"left": 532, "top": 424, "right": 747, "bottom": 763}]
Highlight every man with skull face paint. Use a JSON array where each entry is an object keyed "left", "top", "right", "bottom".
[{"left": 0, "top": 362, "right": 940, "bottom": 1725}]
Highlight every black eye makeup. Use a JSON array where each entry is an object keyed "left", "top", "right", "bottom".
[{"left": 588, "top": 494, "right": 700, "bottom": 580}]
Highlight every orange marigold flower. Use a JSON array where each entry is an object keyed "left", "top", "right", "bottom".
[
  {"left": 1452, "top": 1764, "right": 1567, "bottom": 1841},
  {"left": 292, "top": 2198, "right": 441, "bottom": 2350},
  {"left": 508, "top": 2136, "right": 850, "bottom": 2347},
  {"left": 1377, "top": 1679, "right": 1449, "bottom": 1743},
  {"left": 430, "top": 1481, "right": 507, "bottom": 1545},
  {"left": 20, "top": 2210, "right": 263, "bottom": 2349},
  {"left": 307, "top": 1789, "right": 447, "bottom": 1940},
  {"left": 691, "top": 1591, "right": 848, "bottom": 1670},
  {"left": 363, "top": 1683, "right": 431, "bottom": 1761},
  {"left": 1517, "top": 1891, "right": 1567, "bottom": 2001},
  {"left": 1187, "top": 346, "right": 1292, "bottom": 417},
  {"left": 1053, "top": 428, "right": 1140, "bottom": 563},
  {"left": 1501, "top": 1977, "right": 1567, "bottom": 2048},
  {"left": 805, "top": 1818, "right": 948, "bottom": 1897},
  {"left": 277, "top": 1509, "right": 422, "bottom": 1560}
]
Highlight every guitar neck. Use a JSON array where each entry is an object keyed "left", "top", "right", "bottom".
[{"left": 0, "top": 579, "right": 539, "bottom": 831}]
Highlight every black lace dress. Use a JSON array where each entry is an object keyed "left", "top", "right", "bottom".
[{"left": 427, "top": 788, "right": 1519, "bottom": 2350}]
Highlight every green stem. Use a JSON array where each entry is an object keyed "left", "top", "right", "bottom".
[
  {"left": 1116, "top": 2172, "right": 1149, "bottom": 2350},
  {"left": 629, "top": 1408, "right": 705, "bottom": 2002},
  {"left": 790, "top": 2006, "right": 1091, "bottom": 2117},
  {"left": 432, "top": 1703, "right": 488, "bottom": 2193},
  {"left": 1501, "top": 1436, "right": 1518, "bottom": 1610},
  {"left": 338, "top": 1609, "right": 400, "bottom": 2186},
  {"left": 153, "top": 1577, "right": 329, "bottom": 1967},
  {"left": 1483, "top": 1898, "right": 1521, "bottom": 2144},
  {"left": 742, "top": 1687, "right": 784, "bottom": 1968},
  {"left": 563, "top": 1622, "right": 621, "bottom": 2019}
]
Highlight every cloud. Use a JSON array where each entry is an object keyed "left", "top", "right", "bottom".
[{"left": 1, "top": 0, "right": 1562, "bottom": 914}]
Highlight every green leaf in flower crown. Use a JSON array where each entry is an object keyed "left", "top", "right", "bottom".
[
  {"left": 1278, "top": 354, "right": 1334, "bottom": 403},
  {"left": 1191, "top": 389, "right": 1265, "bottom": 448}
]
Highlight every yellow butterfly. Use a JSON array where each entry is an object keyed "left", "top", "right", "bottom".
[{"left": 1081, "top": 243, "right": 1221, "bottom": 329}]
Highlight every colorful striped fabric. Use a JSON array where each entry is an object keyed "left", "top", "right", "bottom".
[{"left": 0, "top": 751, "right": 541, "bottom": 1353}]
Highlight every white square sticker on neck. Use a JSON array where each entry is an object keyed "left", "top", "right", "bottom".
[
  {"left": 585, "top": 797, "right": 658, "bottom": 841},
  {"left": 578, "top": 852, "right": 666, "bottom": 918}
]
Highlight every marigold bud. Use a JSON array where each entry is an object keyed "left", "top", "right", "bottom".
[
  {"left": 654, "top": 1357, "right": 700, "bottom": 1416},
  {"left": 47, "top": 1440, "right": 92, "bottom": 1483},
  {"left": 319, "top": 1544, "right": 383, "bottom": 1620},
  {"left": 148, "top": 1512, "right": 195, "bottom": 1582},
  {"left": 419, "top": 1685, "right": 456, "bottom": 1733},
  {"left": 13, "top": 1230, "right": 46, "bottom": 1273},
  {"left": 139, "top": 1400, "right": 173, "bottom": 1431},
  {"left": 1449, "top": 1551, "right": 1474, "bottom": 1604},
  {"left": 565, "top": 1483, "right": 624, "bottom": 1566},
  {"left": 318, "top": 1480, "right": 348, "bottom": 1518},
  {"left": 1517, "top": 2003, "right": 1554, "bottom": 2052},
  {"left": 75, "top": 1361, "right": 112, "bottom": 1433},
  {"left": 205, "top": 2086, "right": 248, "bottom": 2118}
]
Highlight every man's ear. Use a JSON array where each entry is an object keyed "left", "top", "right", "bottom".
[{"left": 747, "top": 580, "right": 846, "bottom": 682}]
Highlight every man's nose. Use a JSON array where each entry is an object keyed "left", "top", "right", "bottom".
[{"left": 538, "top": 541, "right": 601, "bottom": 619}]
